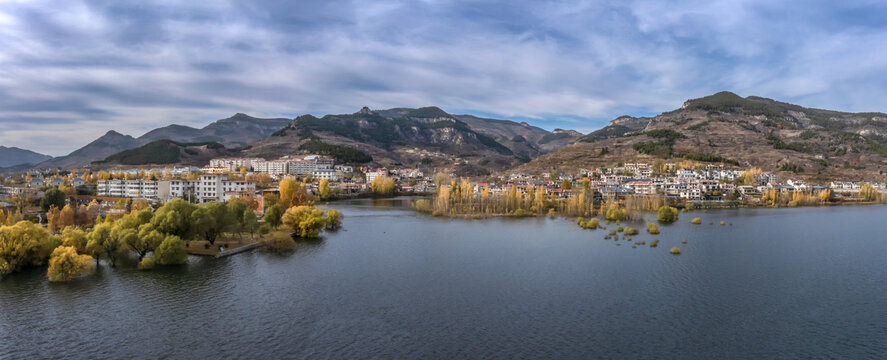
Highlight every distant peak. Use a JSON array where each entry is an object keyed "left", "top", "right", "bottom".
[
  {"left": 358, "top": 106, "right": 373, "bottom": 115},
  {"left": 104, "top": 130, "right": 123, "bottom": 136},
  {"left": 407, "top": 106, "right": 451, "bottom": 119}
]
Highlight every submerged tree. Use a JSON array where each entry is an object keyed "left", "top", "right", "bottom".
[{"left": 47, "top": 246, "right": 95, "bottom": 282}]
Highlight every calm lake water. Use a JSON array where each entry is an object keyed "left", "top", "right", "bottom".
[{"left": 2, "top": 198, "right": 887, "bottom": 359}]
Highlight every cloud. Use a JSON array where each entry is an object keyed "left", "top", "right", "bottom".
[{"left": 0, "top": 0, "right": 885, "bottom": 155}]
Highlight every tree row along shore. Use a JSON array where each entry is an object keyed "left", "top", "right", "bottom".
[
  {"left": 0, "top": 178, "right": 341, "bottom": 283},
  {"left": 412, "top": 178, "right": 884, "bottom": 219}
]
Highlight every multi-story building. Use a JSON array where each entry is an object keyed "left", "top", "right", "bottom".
[
  {"left": 97, "top": 180, "right": 159, "bottom": 199},
  {"left": 209, "top": 157, "right": 264, "bottom": 172},
  {"left": 201, "top": 166, "right": 228, "bottom": 174},
  {"left": 287, "top": 160, "right": 316, "bottom": 175},
  {"left": 312, "top": 169, "right": 338, "bottom": 181},
  {"left": 254, "top": 160, "right": 290, "bottom": 176},
  {"left": 158, "top": 179, "right": 198, "bottom": 202},
  {"left": 194, "top": 175, "right": 255, "bottom": 203}
]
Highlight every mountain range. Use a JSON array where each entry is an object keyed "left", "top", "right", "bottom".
[
  {"left": 8, "top": 92, "right": 887, "bottom": 181},
  {"left": 518, "top": 91, "right": 887, "bottom": 182},
  {"left": 0, "top": 146, "right": 52, "bottom": 168},
  {"left": 39, "top": 106, "right": 583, "bottom": 174},
  {"left": 243, "top": 106, "right": 582, "bottom": 174},
  {"left": 32, "top": 113, "right": 291, "bottom": 170}
]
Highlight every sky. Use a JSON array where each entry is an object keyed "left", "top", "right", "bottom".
[{"left": 1, "top": 0, "right": 887, "bottom": 156}]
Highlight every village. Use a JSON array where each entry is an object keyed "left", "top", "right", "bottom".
[{"left": 2, "top": 155, "right": 886, "bottom": 217}]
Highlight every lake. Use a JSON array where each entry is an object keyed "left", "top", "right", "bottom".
[{"left": 2, "top": 198, "right": 887, "bottom": 359}]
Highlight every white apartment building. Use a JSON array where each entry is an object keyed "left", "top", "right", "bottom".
[
  {"left": 254, "top": 160, "right": 290, "bottom": 176},
  {"left": 312, "top": 169, "right": 338, "bottom": 181},
  {"left": 287, "top": 160, "right": 316, "bottom": 175},
  {"left": 97, "top": 180, "right": 159, "bottom": 200},
  {"left": 194, "top": 175, "right": 256, "bottom": 203},
  {"left": 209, "top": 157, "right": 264, "bottom": 171},
  {"left": 158, "top": 180, "right": 197, "bottom": 202}
]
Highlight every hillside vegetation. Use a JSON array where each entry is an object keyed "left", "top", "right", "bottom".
[{"left": 519, "top": 92, "right": 887, "bottom": 182}]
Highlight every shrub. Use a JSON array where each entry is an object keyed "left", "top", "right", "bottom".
[
  {"left": 657, "top": 206, "right": 679, "bottom": 223},
  {"left": 154, "top": 236, "right": 188, "bottom": 265},
  {"left": 690, "top": 217, "right": 702, "bottom": 224},
  {"left": 617, "top": 226, "right": 624, "bottom": 232},
  {"left": 138, "top": 257, "right": 155, "bottom": 271},
  {"left": 576, "top": 217, "right": 599, "bottom": 229},
  {"left": 47, "top": 246, "right": 94, "bottom": 282},
  {"left": 325, "top": 209, "right": 343, "bottom": 230},
  {"left": 605, "top": 207, "right": 628, "bottom": 221},
  {"left": 413, "top": 199, "right": 433, "bottom": 213},
  {"left": 682, "top": 238, "right": 688, "bottom": 244},
  {"left": 646, "top": 223, "right": 660, "bottom": 234},
  {"left": 263, "top": 232, "right": 296, "bottom": 253},
  {"left": 624, "top": 227, "right": 639, "bottom": 235},
  {"left": 720, "top": 221, "right": 726, "bottom": 226},
  {"left": 650, "top": 240, "right": 660, "bottom": 248},
  {"left": 669, "top": 247, "right": 681, "bottom": 255}
]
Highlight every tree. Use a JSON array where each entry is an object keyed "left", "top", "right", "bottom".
[
  {"left": 41, "top": 188, "right": 66, "bottom": 212},
  {"left": 371, "top": 176, "right": 396, "bottom": 196},
  {"left": 242, "top": 209, "right": 259, "bottom": 239},
  {"left": 560, "top": 179, "right": 572, "bottom": 190},
  {"left": 325, "top": 209, "right": 342, "bottom": 230},
  {"left": 279, "top": 177, "right": 297, "bottom": 208},
  {"left": 60, "top": 227, "right": 88, "bottom": 254},
  {"left": 154, "top": 235, "right": 187, "bottom": 265},
  {"left": 279, "top": 177, "right": 312, "bottom": 208},
  {"left": 859, "top": 184, "right": 878, "bottom": 201},
  {"left": 319, "top": 179, "right": 331, "bottom": 200},
  {"left": 0, "top": 221, "right": 55, "bottom": 277},
  {"left": 282, "top": 206, "right": 327, "bottom": 238},
  {"left": 818, "top": 188, "right": 833, "bottom": 203},
  {"left": 125, "top": 224, "right": 164, "bottom": 261},
  {"left": 657, "top": 205, "right": 679, "bottom": 223},
  {"left": 86, "top": 222, "right": 123, "bottom": 267},
  {"left": 191, "top": 202, "right": 232, "bottom": 245},
  {"left": 47, "top": 246, "right": 95, "bottom": 282},
  {"left": 264, "top": 204, "right": 283, "bottom": 228},
  {"left": 151, "top": 199, "right": 198, "bottom": 240},
  {"left": 58, "top": 205, "right": 75, "bottom": 229}
]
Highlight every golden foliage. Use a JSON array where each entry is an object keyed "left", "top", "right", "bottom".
[
  {"left": 646, "top": 222, "right": 660, "bottom": 234},
  {"left": 47, "top": 246, "right": 95, "bottom": 282},
  {"left": 281, "top": 206, "right": 327, "bottom": 238},
  {"left": 318, "top": 179, "right": 331, "bottom": 200},
  {"left": 371, "top": 176, "right": 396, "bottom": 196},
  {"left": 0, "top": 221, "right": 54, "bottom": 277},
  {"left": 859, "top": 184, "right": 878, "bottom": 201}
]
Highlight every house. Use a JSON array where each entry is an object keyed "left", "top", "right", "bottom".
[{"left": 70, "top": 178, "right": 87, "bottom": 187}]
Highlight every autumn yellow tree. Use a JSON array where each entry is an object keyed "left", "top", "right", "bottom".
[
  {"left": 61, "top": 227, "right": 88, "bottom": 254},
  {"left": 818, "top": 188, "right": 833, "bottom": 203},
  {"left": 859, "top": 184, "right": 878, "bottom": 201},
  {"left": 0, "top": 221, "right": 54, "bottom": 277},
  {"left": 318, "top": 179, "right": 331, "bottom": 200},
  {"left": 47, "top": 246, "right": 95, "bottom": 282},
  {"left": 58, "top": 205, "right": 75, "bottom": 230},
  {"left": 282, "top": 206, "right": 327, "bottom": 238},
  {"left": 279, "top": 177, "right": 313, "bottom": 208},
  {"left": 371, "top": 176, "right": 396, "bottom": 196}
]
